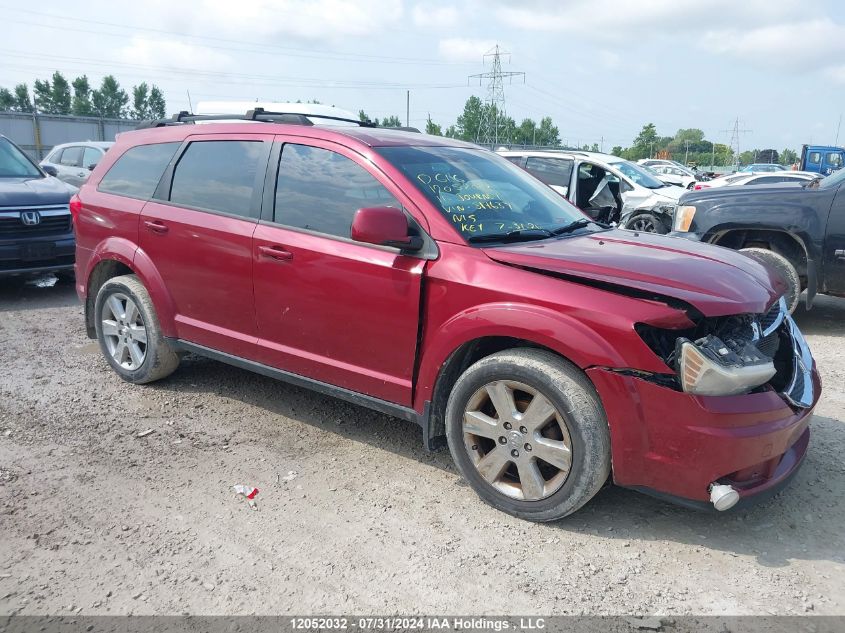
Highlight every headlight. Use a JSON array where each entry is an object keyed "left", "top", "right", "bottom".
[
  {"left": 674, "top": 205, "right": 696, "bottom": 231},
  {"left": 676, "top": 335, "right": 775, "bottom": 396},
  {"left": 656, "top": 204, "right": 676, "bottom": 216}
]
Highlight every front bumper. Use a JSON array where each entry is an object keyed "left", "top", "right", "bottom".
[
  {"left": 586, "top": 363, "right": 820, "bottom": 507},
  {"left": 0, "top": 235, "right": 75, "bottom": 276}
]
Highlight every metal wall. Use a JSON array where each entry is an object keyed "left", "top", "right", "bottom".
[{"left": 0, "top": 112, "right": 138, "bottom": 160}]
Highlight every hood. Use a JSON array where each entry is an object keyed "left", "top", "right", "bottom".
[
  {"left": 649, "top": 185, "right": 686, "bottom": 201},
  {"left": 483, "top": 230, "right": 785, "bottom": 317},
  {"left": 0, "top": 176, "right": 75, "bottom": 208},
  {"left": 681, "top": 182, "right": 817, "bottom": 204}
]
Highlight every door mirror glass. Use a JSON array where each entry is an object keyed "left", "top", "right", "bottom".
[
  {"left": 42, "top": 165, "right": 58, "bottom": 177},
  {"left": 351, "top": 206, "right": 422, "bottom": 251}
]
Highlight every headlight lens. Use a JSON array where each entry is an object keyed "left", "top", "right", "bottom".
[
  {"left": 674, "top": 205, "right": 696, "bottom": 231},
  {"left": 677, "top": 335, "right": 776, "bottom": 396}
]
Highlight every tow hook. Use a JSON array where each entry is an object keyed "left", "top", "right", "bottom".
[{"left": 709, "top": 483, "right": 740, "bottom": 511}]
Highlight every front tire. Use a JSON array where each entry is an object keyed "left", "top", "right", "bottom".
[
  {"left": 445, "top": 349, "right": 611, "bottom": 521},
  {"left": 625, "top": 213, "right": 668, "bottom": 234},
  {"left": 94, "top": 274, "right": 180, "bottom": 384},
  {"left": 739, "top": 247, "right": 801, "bottom": 313}
]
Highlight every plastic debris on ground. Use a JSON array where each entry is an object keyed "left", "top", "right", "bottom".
[
  {"left": 26, "top": 273, "right": 58, "bottom": 288},
  {"left": 233, "top": 484, "right": 259, "bottom": 510}
]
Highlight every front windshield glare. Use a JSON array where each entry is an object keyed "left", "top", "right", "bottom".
[
  {"left": 613, "top": 161, "right": 666, "bottom": 189},
  {"left": 0, "top": 138, "right": 42, "bottom": 178},
  {"left": 377, "top": 146, "right": 591, "bottom": 244},
  {"left": 817, "top": 167, "right": 845, "bottom": 189}
]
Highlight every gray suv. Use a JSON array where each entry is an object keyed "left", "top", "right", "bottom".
[{"left": 40, "top": 141, "right": 113, "bottom": 187}]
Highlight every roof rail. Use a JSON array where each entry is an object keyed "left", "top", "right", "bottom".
[{"left": 135, "top": 107, "right": 377, "bottom": 130}]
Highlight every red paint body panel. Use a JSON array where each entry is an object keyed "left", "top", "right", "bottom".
[
  {"left": 587, "top": 366, "right": 819, "bottom": 501},
  {"left": 74, "top": 121, "right": 821, "bottom": 509}
]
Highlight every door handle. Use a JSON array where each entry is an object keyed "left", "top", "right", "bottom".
[
  {"left": 836, "top": 249, "right": 845, "bottom": 260},
  {"left": 77, "top": 171, "right": 86, "bottom": 177},
  {"left": 258, "top": 245, "right": 293, "bottom": 261},
  {"left": 144, "top": 220, "right": 169, "bottom": 234}
]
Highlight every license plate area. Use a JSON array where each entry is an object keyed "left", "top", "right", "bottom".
[{"left": 19, "top": 242, "right": 56, "bottom": 261}]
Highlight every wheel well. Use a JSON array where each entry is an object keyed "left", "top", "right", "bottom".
[
  {"left": 713, "top": 229, "right": 808, "bottom": 282},
  {"left": 426, "top": 337, "right": 566, "bottom": 447},
  {"left": 84, "top": 260, "right": 133, "bottom": 338}
]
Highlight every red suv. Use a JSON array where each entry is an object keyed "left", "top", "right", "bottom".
[{"left": 73, "top": 110, "right": 820, "bottom": 520}]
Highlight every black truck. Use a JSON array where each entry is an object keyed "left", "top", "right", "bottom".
[
  {"left": 670, "top": 172, "right": 845, "bottom": 312},
  {"left": 0, "top": 135, "right": 76, "bottom": 277}
]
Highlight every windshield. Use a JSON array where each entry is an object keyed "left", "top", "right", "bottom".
[
  {"left": 817, "top": 167, "right": 845, "bottom": 189},
  {"left": 0, "top": 138, "right": 42, "bottom": 178},
  {"left": 377, "top": 146, "right": 595, "bottom": 244},
  {"left": 611, "top": 161, "right": 666, "bottom": 189}
]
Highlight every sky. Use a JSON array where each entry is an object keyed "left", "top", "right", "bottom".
[{"left": 2, "top": 0, "right": 844, "bottom": 152}]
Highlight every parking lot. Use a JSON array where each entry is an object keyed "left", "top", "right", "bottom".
[{"left": 0, "top": 278, "right": 842, "bottom": 615}]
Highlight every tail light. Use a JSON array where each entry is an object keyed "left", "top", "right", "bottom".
[
  {"left": 693, "top": 184, "right": 710, "bottom": 190},
  {"left": 69, "top": 194, "right": 82, "bottom": 228}
]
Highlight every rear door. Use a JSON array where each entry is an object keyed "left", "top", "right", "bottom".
[
  {"left": 252, "top": 137, "right": 425, "bottom": 405},
  {"left": 140, "top": 133, "right": 272, "bottom": 356},
  {"left": 57, "top": 145, "right": 86, "bottom": 186}
]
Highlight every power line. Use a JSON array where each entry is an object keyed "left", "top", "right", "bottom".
[{"left": 468, "top": 45, "right": 525, "bottom": 145}]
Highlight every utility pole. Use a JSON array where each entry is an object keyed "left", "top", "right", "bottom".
[
  {"left": 684, "top": 139, "right": 691, "bottom": 166},
  {"left": 406, "top": 90, "right": 410, "bottom": 128},
  {"left": 469, "top": 44, "right": 525, "bottom": 146},
  {"left": 600, "top": 136, "right": 604, "bottom": 153},
  {"left": 835, "top": 113, "right": 842, "bottom": 147},
  {"left": 721, "top": 117, "right": 751, "bottom": 169}
]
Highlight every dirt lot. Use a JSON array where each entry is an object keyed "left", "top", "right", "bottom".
[{"left": 0, "top": 277, "right": 843, "bottom": 616}]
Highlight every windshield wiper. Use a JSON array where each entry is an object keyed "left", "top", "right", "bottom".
[
  {"left": 467, "top": 228, "right": 554, "bottom": 244},
  {"left": 551, "top": 218, "right": 593, "bottom": 235}
]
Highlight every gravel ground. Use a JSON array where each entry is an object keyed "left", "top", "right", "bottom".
[{"left": 0, "top": 277, "right": 843, "bottom": 616}]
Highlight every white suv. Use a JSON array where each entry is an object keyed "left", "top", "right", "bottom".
[{"left": 499, "top": 150, "right": 686, "bottom": 233}]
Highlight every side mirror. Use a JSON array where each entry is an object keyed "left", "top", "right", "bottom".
[
  {"left": 42, "top": 165, "right": 58, "bottom": 177},
  {"left": 351, "top": 206, "right": 423, "bottom": 252},
  {"left": 87, "top": 164, "right": 97, "bottom": 171}
]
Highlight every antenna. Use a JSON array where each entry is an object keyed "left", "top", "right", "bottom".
[
  {"left": 468, "top": 45, "right": 525, "bottom": 146},
  {"left": 835, "top": 113, "right": 842, "bottom": 147},
  {"left": 186, "top": 89, "right": 194, "bottom": 113}
]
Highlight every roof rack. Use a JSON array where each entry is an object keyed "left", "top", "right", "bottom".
[{"left": 135, "top": 107, "right": 377, "bottom": 130}]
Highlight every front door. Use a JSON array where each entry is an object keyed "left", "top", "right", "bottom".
[
  {"left": 252, "top": 139, "right": 425, "bottom": 405},
  {"left": 140, "top": 134, "right": 271, "bottom": 356},
  {"left": 825, "top": 185, "right": 845, "bottom": 295}
]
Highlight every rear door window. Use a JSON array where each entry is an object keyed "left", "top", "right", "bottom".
[
  {"left": 274, "top": 143, "right": 400, "bottom": 238},
  {"left": 60, "top": 146, "right": 83, "bottom": 167},
  {"left": 98, "top": 142, "right": 180, "bottom": 199},
  {"left": 82, "top": 147, "right": 103, "bottom": 169},
  {"left": 169, "top": 140, "right": 264, "bottom": 218},
  {"left": 525, "top": 157, "right": 573, "bottom": 188}
]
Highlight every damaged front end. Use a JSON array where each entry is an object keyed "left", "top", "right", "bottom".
[{"left": 636, "top": 297, "right": 814, "bottom": 408}]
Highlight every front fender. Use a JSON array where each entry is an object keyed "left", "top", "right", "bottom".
[{"left": 414, "top": 302, "right": 626, "bottom": 410}]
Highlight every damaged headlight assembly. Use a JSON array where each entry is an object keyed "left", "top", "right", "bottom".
[{"left": 675, "top": 334, "right": 776, "bottom": 396}]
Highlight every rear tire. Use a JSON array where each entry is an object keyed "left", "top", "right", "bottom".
[
  {"left": 739, "top": 247, "right": 801, "bottom": 313},
  {"left": 94, "top": 274, "right": 180, "bottom": 384},
  {"left": 445, "top": 349, "right": 611, "bottom": 521}
]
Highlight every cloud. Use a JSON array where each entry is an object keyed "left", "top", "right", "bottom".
[
  {"left": 412, "top": 4, "right": 460, "bottom": 27},
  {"left": 190, "top": 0, "right": 403, "bottom": 40},
  {"left": 597, "top": 50, "right": 620, "bottom": 70},
  {"left": 438, "top": 38, "right": 498, "bottom": 62},
  {"left": 118, "top": 37, "right": 233, "bottom": 71}
]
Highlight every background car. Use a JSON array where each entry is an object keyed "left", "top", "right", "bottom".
[
  {"left": 40, "top": 141, "right": 114, "bottom": 187},
  {"left": 739, "top": 163, "right": 787, "bottom": 173},
  {"left": 501, "top": 150, "right": 686, "bottom": 233},
  {"left": 644, "top": 163, "right": 698, "bottom": 189},
  {"left": 693, "top": 171, "right": 820, "bottom": 190}
]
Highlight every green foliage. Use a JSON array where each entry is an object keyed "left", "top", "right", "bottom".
[
  {"left": 91, "top": 75, "right": 129, "bottom": 118},
  {"left": 33, "top": 78, "right": 53, "bottom": 113},
  {"left": 380, "top": 115, "right": 403, "bottom": 127},
  {"left": 611, "top": 145, "right": 623, "bottom": 156},
  {"left": 14, "top": 84, "right": 33, "bottom": 112},
  {"left": 148, "top": 86, "right": 166, "bottom": 119},
  {"left": 71, "top": 76, "right": 93, "bottom": 116},
  {"left": 456, "top": 95, "right": 484, "bottom": 141},
  {"left": 0, "top": 88, "right": 14, "bottom": 111},
  {"left": 780, "top": 148, "right": 798, "bottom": 166},
  {"left": 425, "top": 114, "right": 442, "bottom": 136},
  {"left": 51, "top": 72, "right": 71, "bottom": 114}
]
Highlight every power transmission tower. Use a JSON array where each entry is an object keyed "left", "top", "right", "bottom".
[
  {"left": 721, "top": 118, "right": 751, "bottom": 169},
  {"left": 469, "top": 45, "right": 525, "bottom": 146}
]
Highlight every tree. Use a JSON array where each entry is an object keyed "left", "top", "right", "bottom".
[
  {"left": 14, "top": 84, "right": 33, "bottom": 112},
  {"left": 148, "top": 86, "right": 166, "bottom": 119},
  {"left": 632, "top": 123, "right": 659, "bottom": 160},
  {"left": 536, "top": 116, "right": 560, "bottom": 146},
  {"left": 131, "top": 82, "right": 150, "bottom": 120},
  {"left": 443, "top": 125, "right": 459, "bottom": 138},
  {"left": 50, "top": 71, "right": 71, "bottom": 115},
  {"left": 71, "top": 76, "right": 94, "bottom": 116},
  {"left": 780, "top": 148, "right": 798, "bottom": 166},
  {"left": 0, "top": 88, "right": 14, "bottom": 111},
  {"left": 33, "top": 78, "right": 53, "bottom": 113},
  {"left": 738, "top": 150, "right": 756, "bottom": 165},
  {"left": 757, "top": 149, "right": 779, "bottom": 164},
  {"left": 91, "top": 75, "right": 128, "bottom": 118},
  {"left": 611, "top": 145, "right": 624, "bottom": 156},
  {"left": 425, "top": 114, "right": 442, "bottom": 136},
  {"left": 380, "top": 115, "right": 403, "bottom": 127},
  {"left": 455, "top": 96, "right": 484, "bottom": 141}
]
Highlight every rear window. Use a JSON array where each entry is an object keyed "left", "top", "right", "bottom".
[
  {"left": 169, "top": 140, "right": 264, "bottom": 217},
  {"left": 99, "top": 142, "right": 180, "bottom": 199}
]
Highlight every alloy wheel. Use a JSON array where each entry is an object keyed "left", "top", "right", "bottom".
[
  {"left": 462, "top": 380, "right": 573, "bottom": 501},
  {"left": 631, "top": 217, "right": 657, "bottom": 232},
  {"left": 101, "top": 293, "right": 147, "bottom": 370}
]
